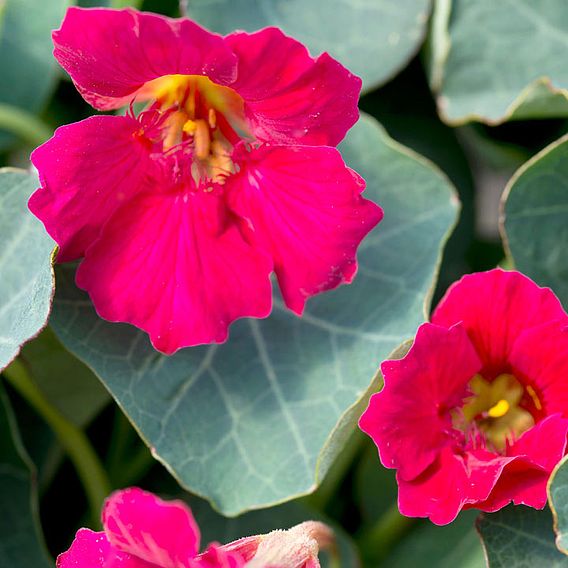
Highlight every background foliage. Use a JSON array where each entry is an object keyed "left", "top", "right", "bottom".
[{"left": 1, "top": 0, "right": 567, "bottom": 566}]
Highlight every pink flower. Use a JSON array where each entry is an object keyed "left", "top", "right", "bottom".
[
  {"left": 29, "top": 7, "right": 382, "bottom": 354},
  {"left": 57, "top": 487, "right": 334, "bottom": 568},
  {"left": 359, "top": 269, "right": 568, "bottom": 525}
]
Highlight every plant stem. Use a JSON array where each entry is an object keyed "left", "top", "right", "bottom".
[
  {"left": 0, "top": 104, "right": 52, "bottom": 147},
  {"left": 306, "top": 429, "right": 367, "bottom": 512},
  {"left": 3, "top": 359, "right": 111, "bottom": 527},
  {"left": 357, "top": 502, "right": 415, "bottom": 564}
]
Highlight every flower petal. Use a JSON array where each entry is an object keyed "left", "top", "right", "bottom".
[
  {"left": 398, "top": 448, "right": 510, "bottom": 525},
  {"left": 29, "top": 115, "right": 154, "bottom": 262},
  {"left": 226, "top": 28, "right": 361, "bottom": 146},
  {"left": 475, "top": 415, "right": 568, "bottom": 512},
  {"left": 227, "top": 144, "right": 382, "bottom": 314},
  {"left": 53, "top": 7, "right": 237, "bottom": 110},
  {"left": 432, "top": 269, "right": 568, "bottom": 377},
  {"left": 102, "top": 488, "right": 200, "bottom": 567},
  {"left": 193, "top": 544, "right": 245, "bottom": 568},
  {"left": 56, "top": 529, "right": 151, "bottom": 568},
  {"left": 510, "top": 321, "right": 568, "bottom": 415},
  {"left": 359, "top": 323, "right": 482, "bottom": 481},
  {"left": 76, "top": 189, "right": 273, "bottom": 354}
]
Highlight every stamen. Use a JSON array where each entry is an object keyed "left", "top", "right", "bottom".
[
  {"left": 526, "top": 385, "right": 543, "bottom": 411},
  {"left": 193, "top": 119, "right": 211, "bottom": 160}
]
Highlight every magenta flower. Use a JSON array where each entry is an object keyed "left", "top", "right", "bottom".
[
  {"left": 29, "top": 7, "right": 382, "bottom": 354},
  {"left": 57, "top": 487, "right": 334, "bottom": 568},
  {"left": 359, "top": 269, "right": 568, "bottom": 525}
]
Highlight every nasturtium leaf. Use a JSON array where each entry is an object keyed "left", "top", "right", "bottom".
[
  {"left": 386, "top": 511, "right": 485, "bottom": 568},
  {"left": 187, "top": 0, "right": 430, "bottom": 92},
  {"left": 0, "top": 384, "right": 51, "bottom": 567},
  {"left": 502, "top": 135, "right": 568, "bottom": 307},
  {"left": 429, "top": 0, "right": 568, "bottom": 125},
  {"left": 477, "top": 506, "right": 568, "bottom": 567},
  {"left": 0, "top": 0, "right": 70, "bottom": 147},
  {"left": 547, "top": 455, "right": 568, "bottom": 555},
  {"left": 51, "top": 114, "right": 458, "bottom": 515},
  {"left": 0, "top": 169, "right": 55, "bottom": 372}
]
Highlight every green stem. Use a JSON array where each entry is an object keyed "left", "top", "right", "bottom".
[
  {"left": 358, "top": 503, "right": 415, "bottom": 564},
  {"left": 306, "top": 429, "right": 366, "bottom": 511},
  {"left": 0, "top": 104, "right": 52, "bottom": 147},
  {"left": 3, "top": 359, "right": 111, "bottom": 526}
]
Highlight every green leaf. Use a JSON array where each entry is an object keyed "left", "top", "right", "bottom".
[
  {"left": 501, "top": 135, "right": 568, "bottom": 307},
  {"left": 0, "top": 383, "right": 51, "bottom": 567},
  {"left": 0, "top": 0, "right": 69, "bottom": 147},
  {"left": 0, "top": 169, "right": 55, "bottom": 371},
  {"left": 51, "top": 114, "right": 458, "bottom": 515},
  {"left": 477, "top": 506, "right": 568, "bottom": 567},
  {"left": 386, "top": 511, "right": 485, "bottom": 568},
  {"left": 187, "top": 0, "right": 430, "bottom": 92},
  {"left": 429, "top": 0, "right": 568, "bottom": 125},
  {"left": 547, "top": 455, "right": 568, "bottom": 555}
]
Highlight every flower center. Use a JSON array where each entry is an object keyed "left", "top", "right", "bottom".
[
  {"left": 455, "top": 373, "right": 542, "bottom": 451},
  {"left": 139, "top": 74, "right": 249, "bottom": 187}
]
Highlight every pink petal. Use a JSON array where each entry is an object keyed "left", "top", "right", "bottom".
[
  {"left": 225, "top": 28, "right": 361, "bottom": 146},
  {"left": 56, "top": 529, "right": 152, "bottom": 568},
  {"left": 432, "top": 269, "right": 568, "bottom": 377},
  {"left": 510, "top": 321, "right": 568, "bottom": 415},
  {"left": 53, "top": 7, "right": 237, "bottom": 110},
  {"left": 359, "top": 323, "right": 482, "bottom": 481},
  {"left": 76, "top": 189, "right": 273, "bottom": 354},
  {"left": 102, "top": 488, "right": 200, "bottom": 567},
  {"left": 475, "top": 415, "right": 568, "bottom": 512},
  {"left": 193, "top": 544, "right": 245, "bottom": 568},
  {"left": 29, "top": 115, "right": 154, "bottom": 261},
  {"left": 397, "top": 448, "right": 510, "bottom": 526},
  {"left": 227, "top": 144, "right": 382, "bottom": 314}
]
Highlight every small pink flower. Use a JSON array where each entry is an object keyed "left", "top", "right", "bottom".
[
  {"left": 57, "top": 487, "right": 334, "bottom": 568},
  {"left": 29, "top": 7, "right": 382, "bottom": 354},
  {"left": 359, "top": 269, "right": 568, "bottom": 525}
]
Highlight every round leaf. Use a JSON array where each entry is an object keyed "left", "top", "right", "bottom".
[
  {"left": 429, "top": 0, "right": 568, "bottom": 124},
  {"left": 187, "top": 0, "right": 430, "bottom": 92},
  {"left": 501, "top": 135, "right": 568, "bottom": 307},
  {"left": 51, "top": 114, "right": 459, "bottom": 515},
  {"left": 477, "top": 506, "right": 568, "bottom": 567},
  {"left": 0, "top": 169, "right": 55, "bottom": 371}
]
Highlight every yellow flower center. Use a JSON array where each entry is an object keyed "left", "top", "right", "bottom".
[
  {"left": 456, "top": 373, "right": 541, "bottom": 451},
  {"left": 138, "top": 74, "right": 248, "bottom": 186}
]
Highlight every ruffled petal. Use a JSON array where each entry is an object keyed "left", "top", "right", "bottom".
[
  {"left": 225, "top": 28, "right": 361, "bottom": 146},
  {"left": 193, "top": 544, "right": 245, "bottom": 568},
  {"left": 76, "top": 189, "right": 273, "bottom": 354},
  {"left": 359, "top": 323, "right": 482, "bottom": 481},
  {"left": 510, "top": 321, "right": 568, "bottom": 415},
  {"left": 53, "top": 7, "right": 237, "bottom": 110},
  {"left": 56, "top": 529, "right": 152, "bottom": 568},
  {"left": 432, "top": 269, "right": 568, "bottom": 377},
  {"left": 475, "top": 415, "right": 568, "bottom": 512},
  {"left": 102, "top": 488, "right": 200, "bottom": 567},
  {"left": 227, "top": 144, "right": 382, "bottom": 314},
  {"left": 29, "top": 115, "right": 154, "bottom": 261},
  {"left": 398, "top": 448, "right": 511, "bottom": 525}
]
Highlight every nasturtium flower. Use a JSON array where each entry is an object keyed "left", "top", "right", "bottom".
[
  {"left": 29, "top": 7, "right": 382, "bottom": 354},
  {"left": 359, "top": 269, "right": 568, "bottom": 525},
  {"left": 57, "top": 487, "right": 334, "bottom": 568}
]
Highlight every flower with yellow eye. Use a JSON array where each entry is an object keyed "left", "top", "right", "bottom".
[
  {"left": 360, "top": 269, "right": 568, "bottom": 525},
  {"left": 29, "top": 7, "right": 382, "bottom": 354}
]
